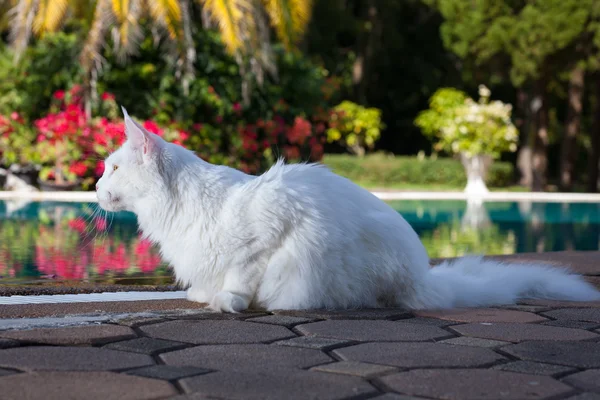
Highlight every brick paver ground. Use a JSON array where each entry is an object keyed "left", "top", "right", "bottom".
[{"left": 0, "top": 251, "right": 599, "bottom": 399}]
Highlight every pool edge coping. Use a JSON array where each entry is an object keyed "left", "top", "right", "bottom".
[{"left": 3, "top": 190, "right": 600, "bottom": 203}]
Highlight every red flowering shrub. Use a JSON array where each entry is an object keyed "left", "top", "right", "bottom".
[{"left": 33, "top": 86, "right": 190, "bottom": 187}]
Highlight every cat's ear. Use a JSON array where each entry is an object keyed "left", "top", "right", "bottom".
[{"left": 122, "top": 106, "right": 162, "bottom": 164}]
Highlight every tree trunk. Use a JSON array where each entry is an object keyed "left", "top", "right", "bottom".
[
  {"left": 531, "top": 83, "right": 549, "bottom": 192},
  {"left": 560, "top": 66, "right": 585, "bottom": 191},
  {"left": 588, "top": 74, "right": 600, "bottom": 192},
  {"left": 352, "top": 0, "right": 379, "bottom": 104},
  {"left": 516, "top": 88, "right": 533, "bottom": 187}
]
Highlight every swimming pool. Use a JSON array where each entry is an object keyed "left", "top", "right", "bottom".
[{"left": 1, "top": 199, "right": 599, "bottom": 284}]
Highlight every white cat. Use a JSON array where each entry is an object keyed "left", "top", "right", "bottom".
[{"left": 96, "top": 109, "right": 600, "bottom": 312}]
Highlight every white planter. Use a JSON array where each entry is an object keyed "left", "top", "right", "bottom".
[
  {"left": 460, "top": 153, "right": 492, "bottom": 196},
  {"left": 461, "top": 198, "right": 491, "bottom": 229}
]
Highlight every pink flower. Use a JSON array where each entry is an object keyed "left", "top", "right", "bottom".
[
  {"left": 143, "top": 120, "right": 163, "bottom": 136},
  {"left": 95, "top": 161, "right": 105, "bottom": 176},
  {"left": 69, "top": 162, "right": 87, "bottom": 177},
  {"left": 101, "top": 92, "right": 115, "bottom": 101},
  {"left": 94, "top": 217, "right": 107, "bottom": 231},
  {"left": 68, "top": 218, "right": 86, "bottom": 234},
  {"left": 53, "top": 90, "right": 65, "bottom": 100}
]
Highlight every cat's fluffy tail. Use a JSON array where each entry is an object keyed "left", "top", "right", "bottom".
[{"left": 413, "top": 256, "right": 600, "bottom": 309}]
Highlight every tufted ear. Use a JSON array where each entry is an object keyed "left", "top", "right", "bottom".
[{"left": 122, "top": 106, "right": 162, "bottom": 164}]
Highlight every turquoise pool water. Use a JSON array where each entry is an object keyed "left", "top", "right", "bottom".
[{"left": 1, "top": 199, "right": 599, "bottom": 284}]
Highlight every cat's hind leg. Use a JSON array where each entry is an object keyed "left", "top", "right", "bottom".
[{"left": 209, "top": 265, "right": 261, "bottom": 313}]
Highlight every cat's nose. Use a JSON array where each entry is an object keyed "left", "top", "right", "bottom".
[{"left": 95, "top": 183, "right": 99, "bottom": 191}]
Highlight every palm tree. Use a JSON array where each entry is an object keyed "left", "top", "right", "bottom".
[{"left": 4, "top": 0, "right": 314, "bottom": 107}]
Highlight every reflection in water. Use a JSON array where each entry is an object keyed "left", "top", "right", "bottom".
[
  {"left": 1, "top": 200, "right": 600, "bottom": 283},
  {"left": 389, "top": 200, "right": 600, "bottom": 259},
  {"left": 0, "top": 201, "right": 168, "bottom": 284}
]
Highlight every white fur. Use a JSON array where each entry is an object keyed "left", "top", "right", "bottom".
[{"left": 96, "top": 109, "right": 600, "bottom": 312}]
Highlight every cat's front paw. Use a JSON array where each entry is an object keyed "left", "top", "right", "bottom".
[
  {"left": 209, "top": 291, "right": 249, "bottom": 313},
  {"left": 186, "top": 287, "right": 212, "bottom": 304}
]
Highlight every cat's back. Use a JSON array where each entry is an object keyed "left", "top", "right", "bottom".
[{"left": 241, "top": 160, "right": 392, "bottom": 216}]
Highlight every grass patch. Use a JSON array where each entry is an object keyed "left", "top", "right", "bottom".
[{"left": 322, "top": 153, "right": 522, "bottom": 191}]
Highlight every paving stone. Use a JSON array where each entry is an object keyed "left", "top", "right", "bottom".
[
  {"left": 115, "top": 317, "right": 165, "bottom": 327},
  {"left": 371, "top": 395, "right": 426, "bottom": 400},
  {"left": 589, "top": 276, "right": 600, "bottom": 287},
  {"left": 399, "top": 317, "right": 457, "bottom": 327},
  {"left": 0, "top": 371, "right": 177, "bottom": 400},
  {"left": 296, "top": 320, "right": 452, "bottom": 342},
  {"left": 175, "top": 311, "right": 269, "bottom": 320},
  {"left": 105, "top": 337, "right": 188, "bottom": 355},
  {"left": 0, "top": 346, "right": 154, "bottom": 371},
  {"left": 275, "top": 336, "right": 352, "bottom": 350},
  {"left": 179, "top": 369, "right": 377, "bottom": 400},
  {"left": 166, "top": 394, "right": 217, "bottom": 400},
  {"left": 274, "top": 308, "right": 412, "bottom": 320},
  {"left": 494, "top": 305, "right": 552, "bottom": 313},
  {"left": 0, "top": 339, "right": 19, "bottom": 349},
  {"left": 504, "top": 341, "right": 600, "bottom": 368},
  {"left": 451, "top": 322, "right": 599, "bottom": 343},
  {"left": 167, "top": 394, "right": 220, "bottom": 400},
  {"left": 543, "top": 308, "right": 600, "bottom": 323},
  {"left": 0, "top": 368, "right": 17, "bottom": 377},
  {"left": 311, "top": 361, "right": 398, "bottom": 377},
  {"left": 563, "top": 370, "right": 600, "bottom": 393},
  {"left": 416, "top": 308, "right": 548, "bottom": 323},
  {"left": 379, "top": 369, "right": 573, "bottom": 400},
  {"left": 566, "top": 394, "right": 600, "bottom": 400},
  {"left": 125, "top": 365, "right": 210, "bottom": 381},
  {"left": 140, "top": 320, "right": 295, "bottom": 344},
  {"left": 0, "top": 324, "right": 136, "bottom": 346},
  {"left": 160, "top": 343, "right": 332, "bottom": 372},
  {"left": 542, "top": 320, "right": 600, "bottom": 330},
  {"left": 493, "top": 361, "right": 577, "bottom": 377},
  {"left": 333, "top": 342, "right": 504, "bottom": 368},
  {"left": 246, "top": 315, "right": 316, "bottom": 327},
  {"left": 518, "top": 299, "right": 600, "bottom": 308},
  {"left": 439, "top": 336, "right": 510, "bottom": 348}
]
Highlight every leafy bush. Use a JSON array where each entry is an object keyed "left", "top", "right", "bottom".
[
  {"left": 0, "top": 113, "right": 39, "bottom": 166},
  {"left": 99, "top": 30, "right": 332, "bottom": 173},
  {"left": 415, "top": 86, "right": 518, "bottom": 159},
  {"left": 327, "top": 101, "right": 384, "bottom": 155},
  {"left": 323, "top": 153, "right": 514, "bottom": 188},
  {"left": 0, "top": 33, "right": 82, "bottom": 120}
]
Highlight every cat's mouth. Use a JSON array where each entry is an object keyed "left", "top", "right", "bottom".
[{"left": 97, "top": 191, "right": 122, "bottom": 211}]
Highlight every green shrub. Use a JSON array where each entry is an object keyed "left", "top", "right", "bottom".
[
  {"left": 0, "top": 33, "right": 82, "bottom": 121},
  {"left": 327, "top": 101, "right": 384, "bottom": 155},
  {"left": 323, "top": 153, "right": 514, "bottom": 188},
  {"left": 415, "top": 86, "right": 518, "bottom": 159}
]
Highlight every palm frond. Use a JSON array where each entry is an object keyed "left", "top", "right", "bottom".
[
  {"left": 201, "top": 0, "right": 250, "bottom": 54},
  {"left": 146, "top": 0, "right": 182, "bottom": 39},
  {"left": 9, "top": 0, "right": 38, "bottom": 61},
  {"left": 110, "top": 0, "right": 142, "bottom": 59},
  {"left": 262, "top": 0, "right": 312, "bottom": 50},
  {"left": 80, "top": 0, "right": 113, "bottom": 78},
  {"left": 33, "top": 0, "right": 69, "bottom": 34}
]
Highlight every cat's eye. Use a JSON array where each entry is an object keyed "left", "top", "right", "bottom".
[{"left": 113, "top": 165, "right": 119, "bottom": 171}]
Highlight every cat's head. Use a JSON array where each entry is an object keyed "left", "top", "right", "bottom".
[{"left": 96, "top": 107, "right": 171, "bottom": 213}]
